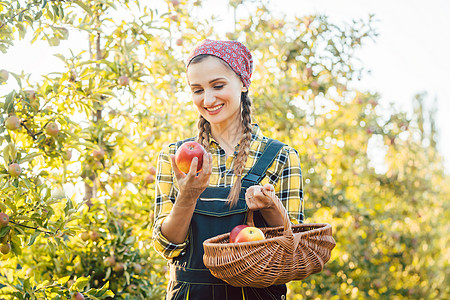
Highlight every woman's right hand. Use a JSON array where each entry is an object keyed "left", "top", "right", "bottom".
[{"left": 170, "top": 152, "right": 213, "bottom": 207}]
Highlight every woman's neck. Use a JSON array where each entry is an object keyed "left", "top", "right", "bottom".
[{"left": 211, "top": 121, "right": 243, "bottom": 153}]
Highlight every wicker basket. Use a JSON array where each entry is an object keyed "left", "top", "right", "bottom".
[{"left": 203, "top": 191, "right": 336, "bottom": 288}]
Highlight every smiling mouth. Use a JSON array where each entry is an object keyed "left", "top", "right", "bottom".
[{"left": 204, "top": 104, "right": 224, "bottom": 112}]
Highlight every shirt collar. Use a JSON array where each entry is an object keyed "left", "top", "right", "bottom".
[{"left": 209, "top": 123, "right": 263, "bottom": 147}]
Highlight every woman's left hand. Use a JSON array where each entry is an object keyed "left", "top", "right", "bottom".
[{"left": 245, "top": 183, "right": 276, "bottom": 211}]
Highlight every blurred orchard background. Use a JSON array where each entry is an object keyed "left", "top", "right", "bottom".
[{"left": 0, "top": 0, "right": 449, "bottom": 299}]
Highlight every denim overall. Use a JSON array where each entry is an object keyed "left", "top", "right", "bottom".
[{"left": 166, "top": 139, "right": 287, "bottom": 300}]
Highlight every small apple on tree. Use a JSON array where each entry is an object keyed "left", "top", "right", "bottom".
[
  {"left": 5, "top": 115, "right": 21, "bottom": 131},
  {"left": 80, "top": 231, "right": 90, "bottom": 241},
  {"left": 104, "top": 256, "right": 116, "bottom": 267},
  {"left": 118, "top": 75, "right": 130, "bottom": 86},
  {"left": 0, "top": 243, "right": 11, "bottom": 255},
  {"left": 149, "top": 166, "right": 157, "bottom": 175},
  {"left": 92, "top": 148, "right": 105, "bottom": 160},
  {"left": 175, "top": 141, "right": 206, "bottom": 174},
  {"left": 0, "top": 69, "right": 9, "bottom": 83},
  {"left": 62, "top": 149, "right": 72, "bottom": 161},
  {"left": 90, "top": 231, "right": 100, "bottom": 242},
  {"left": 0, "top": 213, "right": 9, "bottom": 227},
  {"left": 113, "top": 262, "right": 125, "bottom": 273},
  {"left": 72, "top": 292, "right": 85, "bottom": 300},
  {"left": 8, "top": 163, "right": 21, "bottom": 177},
  {"left": 45, "top": 122, "right": 60, "bottom": 136}
]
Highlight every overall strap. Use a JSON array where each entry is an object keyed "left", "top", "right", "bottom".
[{"left": 241, "top": 138, "right": 285, "bottom": 188}]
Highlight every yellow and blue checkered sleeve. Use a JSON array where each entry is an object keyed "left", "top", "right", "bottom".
[
  {"left": 152, "top": 144, "right": 189, "bottom": 259},
  {"left": 263, "top": 145, "right": 304, "bottom": 224}
]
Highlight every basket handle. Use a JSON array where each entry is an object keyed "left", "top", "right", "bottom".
[{"left": 246, "top": 189, "right": 292, "bottom": 236}]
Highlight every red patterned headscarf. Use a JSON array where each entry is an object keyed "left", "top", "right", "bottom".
[{"left": 186, "top": 39, "right": 253, "bottom": 88}]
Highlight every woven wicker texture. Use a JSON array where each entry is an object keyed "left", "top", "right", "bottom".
[{"left": 203, "top": 190, "right": 336, "bottom": 288}]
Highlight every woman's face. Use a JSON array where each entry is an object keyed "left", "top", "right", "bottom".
[{"left": 187, "top": 56, "right": 247, "bottom": 129}]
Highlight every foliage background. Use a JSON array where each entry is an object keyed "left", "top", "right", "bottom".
[{"left": 0, "top": 0, "right": 448, "bottom": 299}]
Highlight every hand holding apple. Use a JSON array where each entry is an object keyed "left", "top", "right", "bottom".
[
  {"left": 169, "top": 147, "right": 213, "bottom": 207},
  {"left": 245, "top": 183, "right": 276, "bottom": 211}
]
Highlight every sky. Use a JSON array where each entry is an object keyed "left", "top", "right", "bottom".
[
  {"left": 201, "top": 0, "right": 450, "bottom": 172},
  {"left": 1, "top": 0, "right": 449, "bottom": 172}
]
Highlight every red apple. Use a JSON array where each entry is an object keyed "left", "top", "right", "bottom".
[
  {"left": 133, "top": 263, "right": 142, "bottom": 274},
  {"left": 144, "top": 174, "right": 154, "bottom": 184},
  {"left": 0, "top": 213, "right": 9, "bottom": 228},
  {"left": 176, "top": 38, "right": 183, "bottom": 46},
  {"left": 90, "top": 231, "right": 100, "bottom": 242},
  {"left": 104, "top": 256, "right": 116, "bottom": 267},
  {"left": 46, "top": 122, "right": 59, "bottom": 136},
  {"left": 72, "top": 292, "right": 85, "bottom": 300},
  {"left": 0, "top": 243, "right": 11, "bottom": 255},
  {"left": 118, "top": 75, "right": 129, "bottom": 86},
  {"left": 93, "top": 148, "right": 105, "bottom": 160},
  {"left": 229, "top": 225, "right": 249, "bottom": 243},
  {"left": 8, "top": 163, "right": 21, "bottom": 177},
  {"left": 149, "top": 166, "right": 157, "bottom": 175},
  {"left": 234, "top": 226, "right": 265, "bottom": 243},
  {"left": 113, "top": 262, "right": 125, "bottom": 273},
  {"left": 175, "top": 141, "right": 206, "bottom": 174},
  {"left": 5, "top": 116, "right": 21, "bottom": 131}
]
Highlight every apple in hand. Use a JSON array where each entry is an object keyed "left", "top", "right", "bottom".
[
  {"left": 234, "top": 226, "right": 265, "bottom": 243},
  {"left": 175, "top": 141, "right": 206, "bottom": 174},
  {"left": 229, "top": 225, "right": 249, "bottom": 243}
]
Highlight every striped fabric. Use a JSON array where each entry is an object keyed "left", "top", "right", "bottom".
[{"left": 152, "top": 124, "right": 304, "bottom": 259}]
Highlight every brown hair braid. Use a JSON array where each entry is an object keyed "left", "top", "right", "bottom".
[
  {"left": 197, "top": 115, "right": 211, "bottom": 152},
  {"left": 227, "top": 92, "right": 253, "bottom": 207}
]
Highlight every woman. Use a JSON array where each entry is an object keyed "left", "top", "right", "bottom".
[{"left": 153, "top": 39, "right": 304, "bottom": 299}]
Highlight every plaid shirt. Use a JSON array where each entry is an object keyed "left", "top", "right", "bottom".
[{"left": 152, "top": 124, "right": 304, "bottom": 259}]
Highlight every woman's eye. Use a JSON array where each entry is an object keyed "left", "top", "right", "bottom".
[
  {"left": 214, "top": 85, "right": 224, "bottom": 89},
  {"left": 192, "top": 89, "right": 203, "bottom": 94}
]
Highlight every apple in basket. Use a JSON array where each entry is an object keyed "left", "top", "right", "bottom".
[
  {"left": 229, "top": 225, "right": 249, "bottom": 243},
  {"left": 234, "top": 226, "right": 265, "bottom": 243}
]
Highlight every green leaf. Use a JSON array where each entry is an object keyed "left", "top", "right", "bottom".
[
  {"left": 74, "top": 1, "right": 93, "bottom": 16},
  {"left": 10, "top": 234, "right": 22, "bottom": 256},
  {"left": 57, "top": 276, "right": 71, "bottom": 285},
  {"left": 73, "top": 276, "right": 90, "bottom": 290},
  {"left": 27, "top": 231, "right": 40, "bottom": 246},
  {"left": 0, "top": 226, "right": 10, "bottom": 238},
  {"left": 35, "top": 10, "right": 43, "bottom": 21},
  {"left": 18, "top": 152, "right": 42, "bottom": 164}
]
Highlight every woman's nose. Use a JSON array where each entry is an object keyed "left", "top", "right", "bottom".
[{"left": 204, "top": 89, "right": 215, "bottom": 105}]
